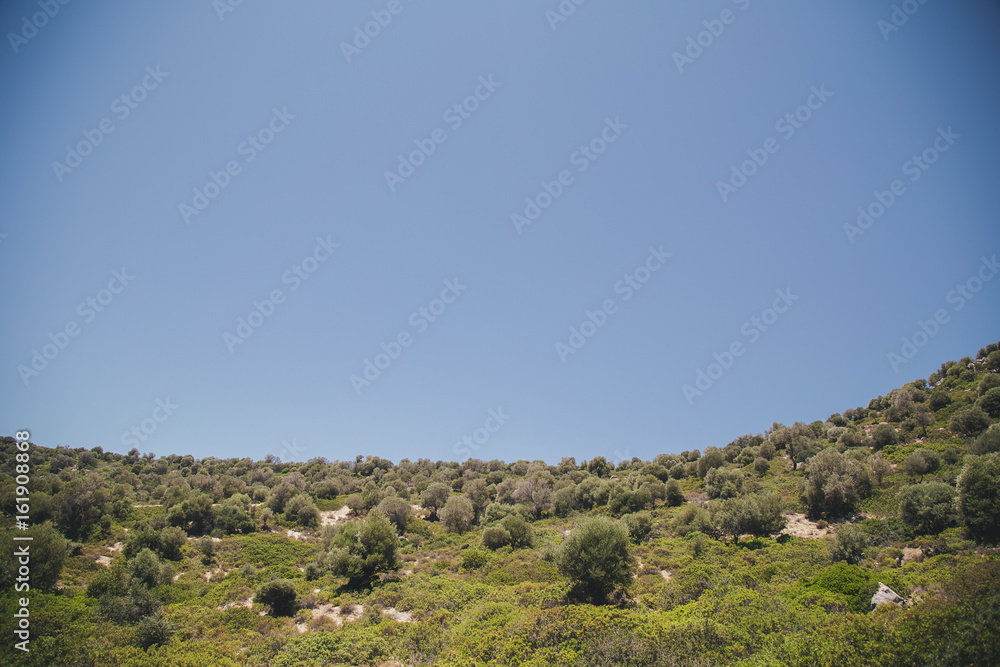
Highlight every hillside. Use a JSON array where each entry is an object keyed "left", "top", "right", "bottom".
[{"left": 2, "top": 342, "right": 1000, "bottom": 666}]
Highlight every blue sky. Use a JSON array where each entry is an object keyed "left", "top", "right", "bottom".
[{"left": 2, "top": 1, "right": 999, "bottom": 465}]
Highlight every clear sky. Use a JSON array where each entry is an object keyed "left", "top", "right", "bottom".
[{"left": 2, "top": 1, "right": 999, "bottom": 466}]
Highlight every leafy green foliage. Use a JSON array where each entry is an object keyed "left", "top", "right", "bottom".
[
  {"left": 0, "top": 522, "right": 69, "bottom": 591},
  {"left": 255, "top": 578, "right": 298, "bottom": 616},
  {"left": 319, "top": 509, "right": 399, "bottom": 585},
  {"left": 957, "top": 453, "right": 1000, "bottom": 543},
  {"left": 558, "top": 516, "right": 635, "bottom": 603},
  {"left": 809, "top": 563, "right": 878, "bottom": 614},
  {"left": 898, "top": 482, "right": 956, "bottom": 534},
  {"left": 802, "top": 448, "right": 871, "bottom": 518}
]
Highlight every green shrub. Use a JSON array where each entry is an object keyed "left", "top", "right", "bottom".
[
  {"left": 809, "top": 563, "right": 878, "bottom": 613},
  {"left": 830, "top": 523, "right": 868, "bottom": 564},
  {"left": 256, "top": 578, "right": 298, "bottom": 616},
  {"left": 957, "top": 453, "right": 1000, "bottom": 543},
  {"left": 620, "top": 511, "right": 654, "bottom": 543},
  {"left": 271, "top": 626, "right": 391, "bottom": 666},
  {"left": 898, "top": 482, "right": 956, "bottom": 534},
  {"left": 558, "top": 516, "right": 635, "bottom": 603},
  {"left": 664, "top": 479, "right": 685, "bottom": 506},
  {"left": 481, "top": 526, "right": 510, "bottom": 550},
  {"left": 460, "top": 549, "right": 490, "bottom": 570}
]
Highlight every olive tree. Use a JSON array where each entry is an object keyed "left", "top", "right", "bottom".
[
  {"left": 802, "top": 448, "right": 871, "bottom": 518},
  {"left": 898, "top": 482, "right": 956, "bottom": 534},
  {"left": 319, "top": 509, "right": 399, "bottom": 585},
  {"left": 439, "top": 495, "right": 475, "bottom": 533},
  {"left": 558, "top": 516, "right": 635, "bottom": 603},
  {"left": 957, "top": 453, "right": 1000, "bottom": 543}
]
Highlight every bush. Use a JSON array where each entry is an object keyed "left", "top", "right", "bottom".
[
  {"left": 558, "top": 516, "right": 635, "bottom": 603},
  {"left": 979, "top": 387, "right": 1000, "bottom": 418},
  {"left": 664, "top": 479, "right": 685, "bottom": 506},
  {"left": 439, "top": 495, "right": 475, "bottom": 533},
  {"left": 950, "top": 406, "right": 992, "bottom": 437},
  {"left": 0, "top": 522, "right": 69, "bottom": 590},
  {"left": 499, "top": 514, "right": 534, "bottom": 549},
  {"left": 671, "top": 504, "right": 716, "bottom": 537},
  {"left": 620, "top": 511, "right": 653, "bottom": 543},
  {"left": 809, "top": 563, "right": 879, "bottom": 614},
  {"left": 284, "top": 493, "right": 320, "bottom": 529},
  {"left": 972, "top": 424, "right": 1000, "bottom": 455},
  {"left": 714, "top": 492, "right": 785, "bottom": 540},
  {"left": 898, "top": 482, "right": 956, "bottom": 534},
  {"left": 271, "top": 625, "right": 391, "bottom": 667},
  {"left": 134, "top": 613, "right": 176, "bottom": 649},
  {"left": 872, "top": 424, "right": 898, "bottom": 450},
  {"left": 460, "top": 549, "right": 490, "bottom": 570},
  {"left": 319, "top": 509, "right": 399, "bottom": 585},
  {"left": 830, "top": 523, "right": 868, "bottom": 564},
  {"left": 256, "top": 578, "right": 298, "bottom": 616},
  {"left": 376, "top": 496, "right": 412, "bottom": 534},
  {"left": 802, "top": 448, "right": 871, "bottom": 518},
  {"left": 481, "top": 526, "right": 510, "bottom": 550},
  {"left": 957, "top": 453, "right": 1000, "bottom": 543}
]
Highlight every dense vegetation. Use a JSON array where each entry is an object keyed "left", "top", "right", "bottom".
[{"left": 2, "top": 343, "right": 1000, "bottom": 665}]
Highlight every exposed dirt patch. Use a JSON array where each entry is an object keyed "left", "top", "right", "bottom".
[
  {"left": 95, "top": 555, "right": 112, "bottom": 568},
  {"left": 382, "top": 607, "right": 413, "bottom": 623},
  {"left": 902, "top": 547, "right": 923, "bottom": 564},
  {"left": 217, "top": 596, "right": 253, "bottom": 611},
  {"left": 781, "top": 513, "right": 834, "bottom": 539},
  {"left": 320, "top": 506, "right": 351, "bottom": 526},
  {"left": 108, "top": 542, "right": 123, "bottom": 552},
  {"left": 660, "top": 570, "right": 673, "bottom": 581}
]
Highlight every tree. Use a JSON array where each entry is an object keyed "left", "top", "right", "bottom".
[
  {"left": 284, "top": 493, "right": 320, "bottom": 528},
  {"left": 420, "top": 482, "right": 451, "bottom": 521},
  {"left": 979, "top": 387, "right": 1000, "bottom": 418},
  {"left": 664, "top": 479, "right": 685, "bottom": 506},
  {"left": 167, "top": 492, "right": 215, "bottom": 535},
  {"left": 482, "top": 525, "right": 511, "bottom": 550},
  {"left": 586, "top": 456, "right": 611, "bottom": 478},
  {"left": 376, "top": 496, "right": 411, "bottom": 534},
  {"left": 986, "top": 350, "right": 1000, "bottom": 372},
  {"left": 956, "top": 453, "right": 1000, "bottom": 543},
  {"left": 950, "top": 406, "right": 991, "bottom": 437},
  {"left": 898, "top": 482, "right": 956, "bottom": 534},
  {"left": 972, "top": 424, "right": 1000, "bottom": 455},
  {"left": 256, "top": 578, "right": 298, "bottom": 616},
  {"left": 439, "top": 495, "right": 474, "bottom": 533},
  {"left": 871, "top": 424, "right": 898, "bottom": 450},
  {"left": 697, "top": 448, "right": 725, "bottom": 478},
  {"left": 802, "top": 447, "right": 871, "bottom": 518},
  {"left": 901, "top": 452, "right": 930, "bottom": 481},
  {"left": 557, "top": 516, "right": 635, "bottom": 603},
  {"left": 462, "top": 477, "right": 491, "bottom": 521},
  {"left": 978, "top": 373, "right": 1000, "bottom": 396},
  {"left": 216, "top": 494, "right": 255, "bottom": 534},
  {"left": 869, "top": 453, "right": 891, "bottom": 486},
  {"left": 714, "top": 492, "right": 785, "bottom": 541},
  {"left": 0, "top": 522, "right": 69, "bottom": 590},
  {"left": 499, "top": 513, "right": 534, "bottom": 548},
  {"left": 704, "top": 467, "right": 745, "bottom": 499},
  {"left": 128, "top": 548, "right": 169, "bottom": 588},
  {"left": 914, "top": 410, "right": 934, "bottom": 438},
  {"left": 620, "top": 512, "right": 654, "bottom": 543},
  {"left": 320, "top": 509, "right": 399, "bottom": 585},
  {"left": 830, "top": 523, "right": 868, "bottom": 565}
]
